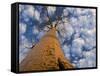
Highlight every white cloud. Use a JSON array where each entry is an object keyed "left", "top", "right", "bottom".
[
  {"left": 73, "top": 38, "right": 85, "bottom": 47},
  {"left": 78, "top": 9, "right": 95, "bottom": 29},
  {"left": 63, "top": 8, "right": 69, "bottom": 16},
  {"left": 43, "top": 25, "right": 50, "bottom": 31},
  {"left": 23, "top": 5, "right": 35, "bottom": 18},
  {"left": 62, "top": 45, "right": 70, "bottom": 60},
  {"left": 19, "top": 5, "right": 24, "bottom": 12},
  {"left": 75, "top": 43, "right": 96, "bottom": 68},
  {"left": 19, "top": 35, "right": 32, "bottom": 63},
  {"left": 34, "top": 10, "right": 40, "bottom": 21},
  {"left": 37, "top": 31, "right": 45, "bottom": 40},
  {"left": 56, "top": 8, "right": 96, "bottom": 68},
  {"left": 64, "top": 8, "right": 74, "bottom": 14},
  {"left": 22, "top": 6, "right": 40, "bottom": 21},
  {"left": 83, "top": 48, "right": 96, "bottom": 60},
  {"left": 84, "top": 38, "right": 96, "bottom": 50},
  {"left": 19, "top": 47, "right": 29, "bottom": 63},
  {"left": 19, "top": 23, "right": 27, "bottom": 34},
  {"left": 81, "top": 28, "right": 96, "bottom": 49},
  {"left": 91, "top": 9, "right": 96, "bottom": 16},
  {"left": 76, "top": 8, "right": 83, "bottom": 15},
  {"left": 63, "top": 45, "right": 70, "bottom": 53},
  {"left": 64, "top": 22, "right": 74, "bottom": 38},
  {"left": 57, "top": 21, "right": 74, "bottom": 39},
  {"left": 79, "top": 15, "right": 89, "bottom": 25},
  {"left": 79, "top": 9, "right": 90, "bottom": 15},
  {"left": 32, "top": 26, "right": 39, "bottom": 35},
  {"left": 77, "top": 48, "right": 96, "bottom": 68},
  {"left": 20, "top": 35, "right": 32, "bottom": 47},
  {"left": 77, "top": 58, "right": 88, "bottom": 68},
  {"left": 71, "top": 38, "right": 85, "bottom": 57},
  {"left": 47, "top": 6, "right": 56, "bottom": 16},
  {"left": 87, "top": 60, "right": 96, "bottom": 67},
  {"left": 71, "top": 47, "right": 82, "bottom": 57},
  {"left": 70, "top": 17, "right": 79, "bottom": 27}
]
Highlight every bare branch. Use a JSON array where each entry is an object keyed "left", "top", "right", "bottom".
[
  {"left": 46, "top": 25, "right": 51, "bottom": 29},
  {"left": 55, "top": 16, "right": 62, "bottom": 28},
  {"left": 24, "top": 43, "right": 36, "bottom": 49},
  {"left": 55, "top": 16, "right": 68, "bottom": 27}
]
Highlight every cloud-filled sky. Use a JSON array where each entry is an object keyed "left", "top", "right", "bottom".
[{"left": 19, "top": 4, "right": 96, "bottom": 68}]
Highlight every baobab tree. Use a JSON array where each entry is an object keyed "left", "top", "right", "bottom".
[{"left": 19, "top": 6, "right": 74, "bottom": 71}]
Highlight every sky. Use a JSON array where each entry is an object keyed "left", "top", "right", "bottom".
[{"left": 19, "top": 4, "right": 96, "bottom": 68}]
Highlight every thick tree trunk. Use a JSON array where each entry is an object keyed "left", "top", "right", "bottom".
[{"left": 19, "top": 27, "right": 74, "bottom": 71}]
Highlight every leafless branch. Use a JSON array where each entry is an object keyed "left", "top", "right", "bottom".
[
  {"left": 46, "top": 25, "right": 51, "bottom": 29},
  {"left": 56, "top": 16, "right": 68, "bottom": 27},
  {"left": 55, "top": 16, "right": 62, "bottom": 28},
  {"left": 24, "top": 43, "right": 36, "bottom": 49}
]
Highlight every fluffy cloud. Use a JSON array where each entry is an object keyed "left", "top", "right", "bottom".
[
  {"left": 57, "top": 20, "right": 74, "bottom": 39},
  {"left": 72, "top": 38, "right": 85, "bottom": 47},
  {"left": 77, "top": 58, "right": 88, "bottom": 68},
  {"left": 20, "top": 5, "right": 40, "bottom": 21},
  {"left": 19, "top": 23, "right": 27, "bottom": 34},
  {"left": 47, "top": 6, "right": 56, "bottom": 16},
  {"left": 32, "top": 26, "right": 39, "bottom": 35},
  {"left": 81, "top": 28, "right": 96, "bottom": 50},
  {"left": 77, "top": 48, "right": 96, "bottom": 68},
  {"left": 34, "top": 10, "right": 40, "bottom": 21},
  {"left": 62, "top": 45, "right": 70, "bottom": 60},
  {"left": 19, "top": 5, "right": 25, "bottom": 12},
  {"left": 43, "top": 25, "right": 50, "bottom": 31},
  {"left": 37, "top": 31, "right": 46, "bottom": 40},
  {"left": 71, "top": 38, "right": 85, "bottom": 57},
  {"left": 19, "top": 35, "right": 32, "bottom": 63},
  {"left": 23, "top": 5, "right": 35, "bottom": 18},
  {"left": 63, "top": 8, "right": 69, "bottom": 16}
]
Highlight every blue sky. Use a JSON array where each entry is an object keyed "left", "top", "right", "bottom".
[{"left": 19, "top": 4, "right": 96, "bottom": 68}]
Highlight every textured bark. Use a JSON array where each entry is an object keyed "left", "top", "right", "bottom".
[{"left": 19, "top": 27, "right": 74, "bottom": 71}]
